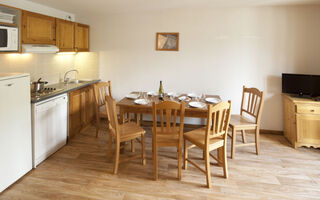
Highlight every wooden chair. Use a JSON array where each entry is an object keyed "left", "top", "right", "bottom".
[
  {"left": 228, "top": 86, "right": 265, "bottom": 159},
  {"left": 184, "top": 101, "right": 232, "bottom": 188},
  {"left": 93, "top": 81, "right": 112, "bottom": 137},
  {"left": 152, "top": 101, "right": 185, "bottom": 180},
  {"left": 105, "top": 95, "right": 146, "bottom": 174}
]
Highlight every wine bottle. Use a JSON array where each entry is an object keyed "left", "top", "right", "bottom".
[{"left": 158, "top": 80, "right": 164, "bottom": 100}]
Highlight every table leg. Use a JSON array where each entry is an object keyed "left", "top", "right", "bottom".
[
  {"left": 119, "top": 107, "right": 125, "bottom": 124},
  {"left": 119, "top": 107, "right": 126, "bottom": 153}
]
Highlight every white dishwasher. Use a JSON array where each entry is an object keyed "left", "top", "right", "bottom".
[{"left": 32, "top": 93, "right": 68, "bottom": 168}]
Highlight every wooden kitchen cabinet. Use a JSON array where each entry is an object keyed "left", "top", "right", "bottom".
[
  {"left": 69, "top": 85, "right": 96, "bottom": 138},
  {"left": 69, "top": 89, "right": 82, "bottom": 138},
  {"left": 283, "top": 94, "right": 320, "bottom": 148},
  {"left": 21, "top": 10, "right": 56, "bottom": 44},
  {"left": 56, "top": 19, "right": 75, "bottom": 52},
  {"left": 75, "top": 23, "right": 90, "bottom": 52}
]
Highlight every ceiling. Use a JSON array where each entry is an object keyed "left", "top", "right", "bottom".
[{"left": 28, "top": 0, "right": 320, "bottom": 16}]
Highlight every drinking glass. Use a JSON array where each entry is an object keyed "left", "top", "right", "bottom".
[
  {"left": 201, "top": 93, "right": 206, "bottom": 101},
  {"left": 195, "top": 95, "right": 200, "bottom": 102}
]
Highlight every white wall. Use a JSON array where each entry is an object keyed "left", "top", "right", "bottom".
[{"left": 84, "top": 5, "right": 320, "bottom": 131}]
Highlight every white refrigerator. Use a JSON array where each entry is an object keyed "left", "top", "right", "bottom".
[{"left": 0, "top": 73, "right": 32, "bottom": 193}]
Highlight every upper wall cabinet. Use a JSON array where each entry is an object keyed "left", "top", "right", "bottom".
[
  {"left": 75, "top": 23, "right": 89, "bottom": 52},
  {"left": 56, "top": 19, "right": 75, "bottom": 52},
  {"left": 21, "top": 11, "right": 56, "bottom": 44}
]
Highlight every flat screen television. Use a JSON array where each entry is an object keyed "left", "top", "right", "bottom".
[{"left": 282, "top": 73, "right": 320, "bottom": 97}]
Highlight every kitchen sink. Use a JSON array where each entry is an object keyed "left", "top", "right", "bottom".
[{"left": 66, "top": 79, "right": 92, "bottom": 84}]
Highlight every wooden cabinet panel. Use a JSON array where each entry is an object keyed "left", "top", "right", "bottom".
[
  {"left": 75, "top": 23, "right": 89, "bottom": 52},
  {"left": 283, "top": 96, "right": 296, "bottom": 146},
  {"left": 296, "top": 114, "right": 320, "bottom": 144},
  {"left": 69, "top": 85, "right": 96, "bottom": 138},
  {"left": 283, "top": 94, "right": 320, "bottom": 148},
  {"left": 296, "top": 104, "right": 320, "bottom": 115},
  {"left": 69, "top": 89, "right": 82, "bottom": 138},
  {"left": 22, "top": 11, "right": 56, "bottom": 44},
  {"left": 56, "top": 19, "right": 75, "bottom": 52}
]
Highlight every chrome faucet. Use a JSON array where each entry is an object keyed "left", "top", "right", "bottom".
[{"left": 64, "top": 69, "right": 79, "bottom": 83}]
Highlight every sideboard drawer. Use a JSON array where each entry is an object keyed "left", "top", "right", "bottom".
[{"left": 296, "top": 104, "right": 320, "bottom": 114}]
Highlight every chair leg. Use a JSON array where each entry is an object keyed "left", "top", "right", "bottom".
[
  {"left": 184, "top": 139, "right": 188, "bottom": 170},
  {"left": 113, "top": 140, "right": 120, "bottom": 174},
  {"left": 107, "top": 134, "right": 113, "bottom": 161},
  {"left": 204, "top": 149, "right": 212, "bottom": 188},
  {"left": 95, "top": 117, "right": 100, "bottom": 137},
  {"left": 131, "top": 140, "right": 135, "bottom": 152},
  {"left": 141, "top": 134, "right": 146, "bottom": 165},
  {"left": 241, "top": 130, "right": 246, "bottom": 143},
  {"left": 231, "top": 128, "right": 236, "bottom": 159},
  {"left": 178, "top": 144, "right": 182, "bottom": 180},
  {"left": 255, "top": 127, "right": 260, "bottom": 155},
  {"left": 153, "top": 142, "right": 158, "bottom": 180},
  {"left": 222, "top": 145, "right": 228, "bottom": 178}
]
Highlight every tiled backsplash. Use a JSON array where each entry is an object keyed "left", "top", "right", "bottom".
[{"left": 0, "top": 52, "right": 99, "bottom": 84}]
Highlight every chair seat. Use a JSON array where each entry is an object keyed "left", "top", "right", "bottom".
[
  {"left": 98, "top": 105, "right": 108, "bottom": 118},
  {"left": 119, "top": 122, "right": 145, "bottom": 141},
  {"left": 184, "top": 127, "right": 224, "bottom": 150},
  {"left": 229, "top": 114, "right": 257, "bottom": 129},
  {"left": 153, "top": 127, "right": 180, "bottom": 146}
]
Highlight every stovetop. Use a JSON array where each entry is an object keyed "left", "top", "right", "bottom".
[{"left": 31, "top": 87, "right": 64, "bottom": 101}]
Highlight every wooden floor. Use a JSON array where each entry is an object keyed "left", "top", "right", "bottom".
[{"left": 1, "top": 125, "right": 320, "bottom": 200}]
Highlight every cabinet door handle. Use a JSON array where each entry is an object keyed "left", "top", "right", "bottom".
[
  {"left": 311, "top": 110, "right": 315, "bottom": 112},
  {"left": 6, "top": 83, "right": 14, "bottom": 87}
]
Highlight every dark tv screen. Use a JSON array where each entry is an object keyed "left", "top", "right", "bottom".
[{"left": 282, "top": 73, "right": 320, "bottom": 97}]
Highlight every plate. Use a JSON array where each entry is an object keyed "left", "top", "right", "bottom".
[
  {"left": 187, "top": 93, "right": 198, "bottom": 98},
  {"left": 205, "top": 97, "right": 221, "bottom": 104},
  {"left": 178, "top": 96, "right": 191, "bottom": 101},
  {"left": 189, "top": 101, "right": 206, "bottom": 108},
  {"left": 134, "top": 99, "right": 149, "bottom": 105},
  {"left": 166, "top": 92, "right": 174, "bottom": 96},
  {"left": 126, "top": 93, "right": 140, "bottom": 99},
  {"left": 147, "top": 91, "right": 158, "bottom": 96}
]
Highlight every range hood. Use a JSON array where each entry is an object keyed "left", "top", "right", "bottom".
[{"left": 22, "top": 44, "right": 59, "bottom": 53}]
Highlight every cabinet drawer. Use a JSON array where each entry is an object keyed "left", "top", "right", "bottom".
[{"left": 296, "top": 104, "right": 320, "bottom": 114}]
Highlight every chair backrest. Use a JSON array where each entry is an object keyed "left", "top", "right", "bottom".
[
  {"left": 105, "top": 95, "right": 119, "bottom": 139},
  {"left": 240, "top": 86, "right": 265, "bottom": 124},
  {"left": 152, "top": 101, "right": 185, "bottom": 135},
  {"left": 93, "top": 81, "right": 112, "bottom": 108},
  {"left": 205, "top": 101, "right": 232, "bottom": 141}
]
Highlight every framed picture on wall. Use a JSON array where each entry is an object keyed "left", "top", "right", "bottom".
[{"left": 156, "top": 32, "right": 179, "bottom": 51}]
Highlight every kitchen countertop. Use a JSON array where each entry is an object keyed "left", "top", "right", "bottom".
[
  {"left": 31, "top": 79, "right": 100, "bottom": 103},
  {"left": 0, "top": 73, "right": 30, "bottom": 81}
]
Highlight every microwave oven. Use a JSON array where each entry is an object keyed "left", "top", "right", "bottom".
[{"left": 0, "top": 26, "right": 19, "bottom": 51}]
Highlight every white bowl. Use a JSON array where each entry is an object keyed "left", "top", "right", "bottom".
[
  {"left": 178, "top": 96, "right": 191, "bottom": 101},
  {"left": 126, "top": 93, "right": 140, "bottom": 99},
  {"left": 205, "top": 97, "right": 221, "bottom": 104},
  {"left": 187, "top": 93, "right": 198, "bottom": 98},
  {"left": 134, "top": 99, "right": 149, "bottom": 105},
  {"left": 189, "top": 101, "right": 206, "bottom": 108}
]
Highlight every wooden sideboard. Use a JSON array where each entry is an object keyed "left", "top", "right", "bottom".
[{"left": 283, "top": 94, "right": 320, "bottom": 148}]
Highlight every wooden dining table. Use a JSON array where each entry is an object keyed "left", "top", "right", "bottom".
[
  {"left": 117, "top": 92, "right": 222, "bottom": 123},
  {"left": 117, "top": 92, "right": 224, "bottom": 161}
]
